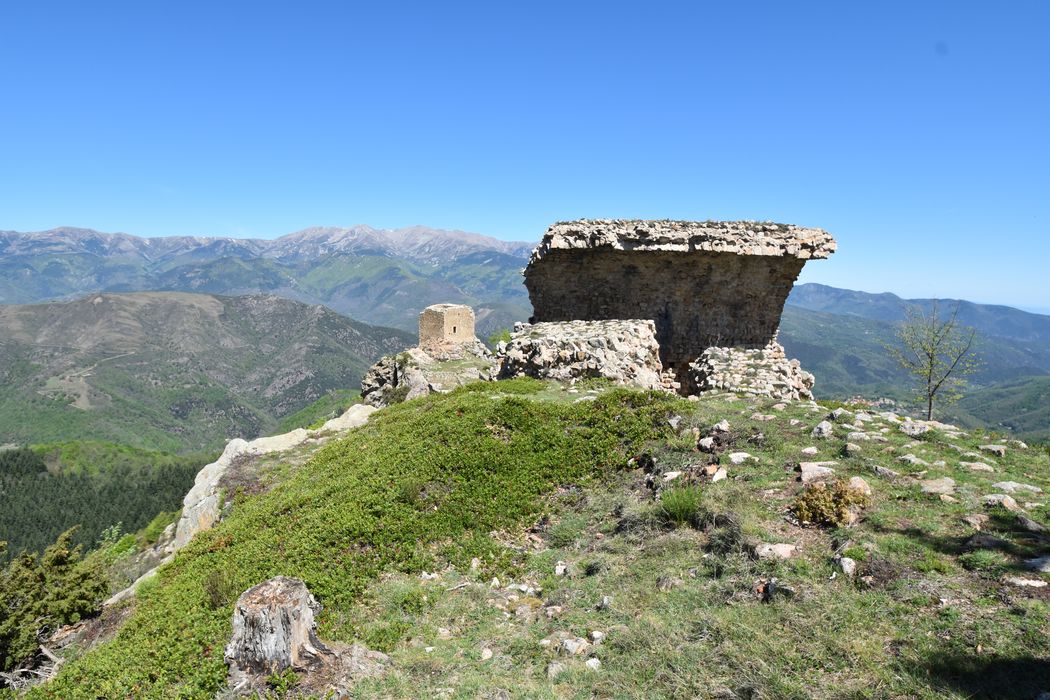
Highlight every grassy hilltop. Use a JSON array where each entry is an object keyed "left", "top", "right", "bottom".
[{"left": 19, "top": 379, "right": 1050, "bottom": 699}]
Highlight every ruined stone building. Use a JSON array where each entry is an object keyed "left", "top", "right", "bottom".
[
  {"left": 418, "top": 303, "right": 477, "bottom": 354},
  {"left": 522, "top": 219, "right": 836, "bottom": 398}
]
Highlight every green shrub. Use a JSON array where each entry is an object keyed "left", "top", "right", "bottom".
[
  {"left": 660, "top": 486, "right": 706, "bottom": 528},
  {"left": 0, "top": 528, "right": 108, "bottom": 672},
  {"left": 959, "top": 550, "right": 1010, "bottom": 576},
  {"left": 792, "top": 480, "right": 869, "bottom": 528}
]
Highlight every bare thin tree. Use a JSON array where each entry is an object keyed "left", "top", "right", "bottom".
[{"left": 887, "top": 301, "right": 980, "bottom": 420}]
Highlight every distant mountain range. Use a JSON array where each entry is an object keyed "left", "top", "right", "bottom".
[
  {"left": 0, "top": 226, "right": 533, "bottom": 335},
  {"left": 0, "top": 292, "right": 412, "bottom": 452},
  {"left": 2, "top": 226, "right": 1048, "bottom": 441}
]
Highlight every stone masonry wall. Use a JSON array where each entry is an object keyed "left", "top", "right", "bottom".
[
  {"left": 526, "top": 249, "right": 804, "bottom": 379},
  {"left": 688, "top": 340, "right": 815, "bottom": 401},
  {"left": 524, "top": 219, "right": 835, "bottom": 390},
  {"left": 496, "top": 319, "right": 664, "bottom": 390},
  {"left": 419, "top": 304, "right": 476, "bottom": 353}
]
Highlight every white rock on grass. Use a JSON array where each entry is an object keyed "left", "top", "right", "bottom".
[
  {"left": 837, "top": 557, "right": 857, "bottom": 578},
  {"left": 848, "top": 476, "right": 873, "bottom": 496},
  {"left": 801, "top": 446, "right": 819, "bottom": 456},
  {"left": 585, "top": 658, "right": 602, "bottom": 671},
  {"left": 727, "top": 452, "right": 756, "bottom": 465},
  {"left": 982, "top": 494, "right": 1021, "bottom": 512},
  {"left": 711, "top": 467, "right": 728, "bottom": 483},
  {"left": 961, "top": 461, "right": 995, "bottom": 472},
  {"left": 1005, "top": 576, "right": 1047, "bottom": 589},
  {"left": 899, "top": 421, "right": 931, "bottom": 437},
  {"left": 979, "top": 444, "right": 1007, "bottom": 458},
  {"left": 798, "top": 462, "right": 837, "bottom": 483},
  {"left": 920, "top": 477, "right": 955, "bottom": 495},
  {"left": 754, "top": 543, "right": 797, "bottom": 560},
  {"left": 991, "top": 481, "right": 1043, "bottom": 494},
  {"left": 811, "top": 421, "right": 834, "bottom": 439},
  {"left": 898, "top": 454, "right": 929, "bottom": 467}
]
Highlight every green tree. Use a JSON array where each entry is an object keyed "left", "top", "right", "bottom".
[
  {"left": 0, "top": 528, "right": 108, "bottom": 673},
  {"left": 887, "top": 301, "right": 980, "bottom": 420}
]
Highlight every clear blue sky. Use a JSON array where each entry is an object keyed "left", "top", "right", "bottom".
[{"left": 1, "top": 2, "right": 1047, "bottom": 309}]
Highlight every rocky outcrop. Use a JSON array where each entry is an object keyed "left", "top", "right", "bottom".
[
  {"left": 688, "top": 340, "right": 815, "bottom": 400},
  {"left": 496, "top": 320, "right": 664, "bottom": 390},
  {"left": 224, "top": 577, "right": 387, "bottom": 697},
  {"left": 361, "top": 346, "right": 494, "bottom": 408},
  {"left": 105, "top": 404, "right": 378, "bottom": 607},
  {"left": 524, "top": 219, "right": 834, "bottom": 389}
]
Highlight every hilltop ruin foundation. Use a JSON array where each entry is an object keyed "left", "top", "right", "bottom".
[{"left": 523, "top": 219, "right": 835, "bottom": 398}]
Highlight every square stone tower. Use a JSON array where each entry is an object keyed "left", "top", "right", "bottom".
[{"left": 419, "top": 304, "right": 476, "bottom": 352}]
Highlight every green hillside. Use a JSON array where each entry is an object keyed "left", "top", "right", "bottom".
[
  {"left": 0, "top": 292, "right": 412, "bottom": 452},
  {"left": 22, "top": 382, "right": 1050, "bottom": 698}
]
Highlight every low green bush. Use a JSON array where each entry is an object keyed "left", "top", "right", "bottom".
[{"left": 792, "top": 480, "right": 869, "bottom": 528}]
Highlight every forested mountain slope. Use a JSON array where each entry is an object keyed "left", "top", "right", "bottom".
[{"left": 0, "top": 292, "right": 411, "bottom": 452}]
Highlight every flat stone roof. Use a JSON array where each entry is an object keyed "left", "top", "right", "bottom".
[{"left": 528, "top": 219, "right": 836, "bottom": 262}]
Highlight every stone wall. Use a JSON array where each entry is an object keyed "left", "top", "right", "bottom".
[
  {"left": 688, "top": 340, "right": 815, "bottom": 401},
  {"left": 419, "top": 303, "right": 476, "bottom": 353},
  {"left": 524, "top": 219, "right": 835, "bottom": 389},
  {"left": 496, "top": 319, "right": 664, "bottom": 390}
]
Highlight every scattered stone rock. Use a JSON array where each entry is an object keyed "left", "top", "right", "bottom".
[
  {"left": 898, "top": 454, "right": 929, "bottom": 467},
  {"left": 848, "top": 476, "right": 873, "bottom": 497},
  {"left": 711, "top": 467, "right": 728, "bottom": 483},
  {"left": 846, "top": 432, "right": 870, "bottom": 442},
  {"left": 585, "top": 657, "right": 602, "bottom": 671},
  {"left": 698, "top": 437, "right": 718, "bottom": 453},
  {"left": 588, "top": 631, "right": 605, "bottom": 644},
  {"left": 754, "top": 543, "right": 797, "bottom": 560},
  {"left": 801, "top": 446, "right": 819, "bottom": 456},
  {"left": 1017, "top": 515, "right": 1048, "bottom": 533},
  {"left": 480, "top": 648, "right": 494, "bottom": 661},
  {"left": 596, "top": 595, "right": 612, "bottom": 611},
  {"left": 797, "top": 462, "right": 837, "bottom": 483},
  {"left": 982, "top": 494, "right": 1021, "bottom": 512},
  {"left": 560, "top": 638, "right": 591, "bottom": 656},
  {"left": 844, "top": 443, "right": 863, "bottom": 457},
  {"left": 1024, "top": 556, "right": 1050, "bottom": 573},
  {"left": 773, "top": 403, "right": 788, "bottom": 411},
  {"left": 962, "top": 514, "right": 989, "bottom": 530},
  {"left": 837, "top": 557, "right": 857, "bottom": 578},
  {"left": 979, "top": 444, "right": 1007, "bottom": 458},
  {"left": 712, "top": 419, "right": 731, "bottom": 433},
  {"left": 1004, "top": 576, "right": 1047, "bottom": 589},
  {"left": 811, "top": 421, "right": 834, "bottom": 439},
  {"left": 899, "top": 421, "right": 931, "bottom": 437},
  {"left": 991, "top": 481, "right": 1043, "bottom": 494},
  {"left": 727, "top": 452, "right": 756, "bottom": 465},
  {"left": 872, "top": 465, "right": 900, "bottom": 480},
  {"left": 751, "top": 412, "right": 776, "bottom": 421},
  {"left": 920, "top": 477, "right": 955, "bottom": 495},
  {"left": 829, "top": 408, "right": 853, "bottom": 422},
  {"left": 961, "top": 461, "right": 995, "bottom": 472},
  {"left": 1007, "top": 439, "right": 1029, "bottom": 450}
]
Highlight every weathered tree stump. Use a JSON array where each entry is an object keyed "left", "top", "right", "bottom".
[{"left": 223, "top": 576, "right": 388, "bottom": 697}]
